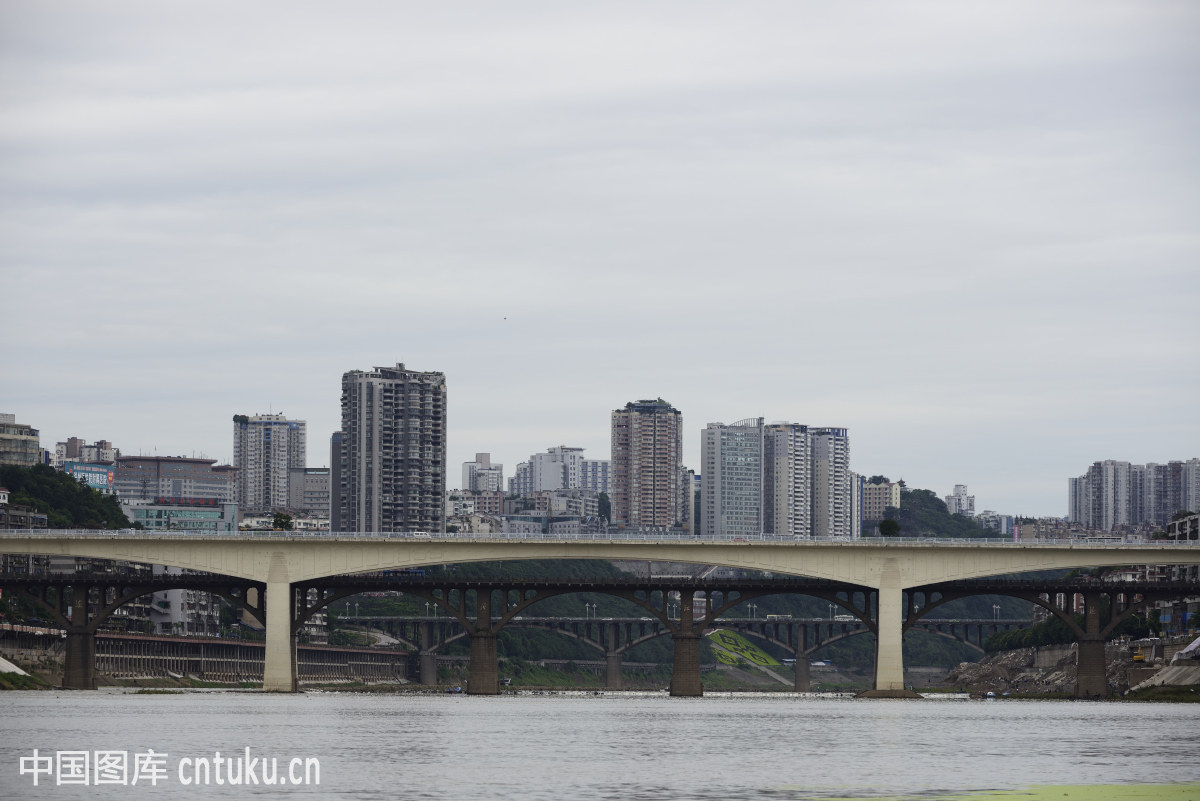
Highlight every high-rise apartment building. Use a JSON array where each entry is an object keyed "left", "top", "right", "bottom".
[
  {"left": 810, "top": 427, "right": 852, "bottom": 538},
  {"left": 701, "top": 418, "right": 764, "bottom": 538},
  {"left": 1070, "top": 458, "right": 1200, "bottom": 531},
  {"left": 232, "top": 413, "right": 307, "bottom": 513},
  {"left": 462, "top": 453, "right": 504, "bottom": 492},
  {"left": 580, "top": 459, "right": 611, "bottom": 495},
  {"left": 611, "top": 399, "right": 684, "bottom": 529},
  {"left": 706, "top": 420, "right": 856, "bottom": 538},
  {"left": 762, "top": 423, "right": 812, "bottom": 538},
  {"left": 336, "top": 363, "right": 447, "bottom": 533}
]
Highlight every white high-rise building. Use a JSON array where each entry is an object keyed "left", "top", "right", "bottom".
[
  {"left": 233, "top": 413, "right": 307, "bottom": 513},
  {"left": 580, "top": 459, "right": 611, "bottom": 495},
  {"left": 509, "top": 446, "right": 591, "bottom": 496},
  {"left": 945, "top": 484, "right": 976, "bottom": 517},
  {"left": 337, "top": 363, "right": 447, "bottom": 533},
  {"left": 701, "top": 418, "right": 764, "bottom": 539},
  {"left": 810, "top": 427, "right": 852, "bottom": 538},
  {"left": 762, "top": 423, "right": 812, "bottom": 538},
  {"left": 703, "top": 420, "right": 855, "bottom": 539},
  {"left": 462, "top": 453, "right": 504, "bottom": 492}
]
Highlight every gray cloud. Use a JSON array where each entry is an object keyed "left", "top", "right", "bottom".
[{"left": 2, "top": 1, "right": 1197, "bottom": 516}]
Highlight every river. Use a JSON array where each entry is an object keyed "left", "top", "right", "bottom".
[{"left": 1, "top": 690, "right": 1196, "bottom": 800}]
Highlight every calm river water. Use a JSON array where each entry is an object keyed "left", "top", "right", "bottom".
[{"left": 1, "top": 691, "right": 1196, "bottom": 800}]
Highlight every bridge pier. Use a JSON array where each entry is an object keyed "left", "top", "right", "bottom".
[
  {"left": 860, "top": 578, "right": 920, "bottom": 698},
  {"left": 1076, "top": 592, "right": 1108, "bottom": 698},
  {"left": 669, "top": 631, "right": 703, "bottom": 697},
  {"left": 263, "top": 581, "right": 298, "bottom": 692},
  {"left": 793, "top": 654, "right": 809, "bottom": 692},
  {"left": 418, "top": 621, "right": 439, "bottom": 685},
  {"left": 605, "top": 622, "right": 622, "bottom": 689},
  {"left": 606, "top": 652, "right": 623, "bottom": 689},
  {"left": 62, "top": 628, "right": 97, "bottom": 690},
  {"left": 467, "top": 631, "right": 499, "bottom": 694}
]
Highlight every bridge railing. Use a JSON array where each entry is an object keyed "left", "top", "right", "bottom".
[{"left": 1, "top": 529, "right": 1193, "bottom": 547}]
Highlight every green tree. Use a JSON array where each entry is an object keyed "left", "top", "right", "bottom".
[
  {"left": 878, "top": 518, "right": 901, "bottom": 537},
  {"left": 867, "top": 475, "right": 890, "bottom": 485},
  {"left": 0, "top": 464, "right": 130, "bottom": 529},
  {"left": 597, "top": 492, "right": 611, "bottom": 522},
  {"left": 272, "top": 512, "right": 294, "bottom": 531}
]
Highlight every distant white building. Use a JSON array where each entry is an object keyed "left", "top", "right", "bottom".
[
  {"left": 977, "top": 510, "right": 1014, "bottom": 536},
  {"left": 462, "top": 453, "right": 504, "bottom": 492},
  {"left": 510, "top": 446, "right": 608, "bottom": 496},
  {"left": 579, "top": 459, "right": 611, "bottom": 495},
  {"left": 945, "top": 485, "right": 975, "bottom": 517}
]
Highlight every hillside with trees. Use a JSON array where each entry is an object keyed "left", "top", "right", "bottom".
[
  {"left": 877, "top": 484, "right": 998, "bottom": 539},
  {"left": 0, "top": 464, "right": 130, "bottom": 529}
]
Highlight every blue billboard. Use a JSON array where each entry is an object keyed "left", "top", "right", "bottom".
[{"left": 64, "top": 461, "right": 115, "bottom": 493}]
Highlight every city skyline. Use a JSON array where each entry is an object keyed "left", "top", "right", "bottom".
[{"left": 3, "top": 4, "right": 1197, "bottom": 518}]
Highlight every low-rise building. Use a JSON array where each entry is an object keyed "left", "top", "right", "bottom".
[
  {"left": 861, "top": 481, "right": 901, "bottom": 521},
  {"left": 124, "top": 498, "right": 239, "bottom": 534},
  {"left": 53, "top": 438, "right": 120, "bottom": 468},
  {"left": 0, "top": 413, "right": 40, "bottom": 467}
]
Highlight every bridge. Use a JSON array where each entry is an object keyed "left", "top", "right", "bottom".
[
  {"left": 339, "top": 613, "right": 1032, "bottom": 690},
  {"left": 2, "top": 530, "right": 1197, "bottom": 697}
]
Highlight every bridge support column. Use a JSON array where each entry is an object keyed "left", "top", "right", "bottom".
[
  {"left": 419, "top": 621, "right": 438, "bottom": 685},
  {"left": 860, "top": 577, "right": 920, "bottom": 698},
  {"left": 420, "top": 652, "right": 438, "bottom": 685},
  {"left": 62, "top": 628, "right": 96, "bottom": 690},
  {"left": 605, "top": 623, "right": 622, "bottom": 689},
  {"left": 669, "top": 632, "right": 703, "bottom": 697},
  {"left": 793, "top": 655, "right": 810, "bottom": 692},
  {"left": 606, "top": 652, "right": 623, "bottom": 689},
  {"left": 467, "top": 631, "right": 499, "bottom": 695},
  {"left": 263, "top": 581, "right": 298, "bottom": 692},
  {"left": 1076, "top": 592, "right": 1108, "bottom": 698}
]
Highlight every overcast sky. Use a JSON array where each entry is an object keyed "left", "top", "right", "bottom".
[{"left": 2, "top": 2, "right": 1197, "bottom": 518}]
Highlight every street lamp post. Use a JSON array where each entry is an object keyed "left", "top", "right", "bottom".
[
  {"left": 993, "top": 604, "right": 1000, "bottom": 622},
  {"left": 828, "top": 603, "right": 836, "bottom": 621},
  {"left": 748, "top": 603, "right": 758, "bottom": 619}
]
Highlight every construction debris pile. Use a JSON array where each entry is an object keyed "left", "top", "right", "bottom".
[{"left": 942, "top": 644, "right": 1135, "bottom": 695}]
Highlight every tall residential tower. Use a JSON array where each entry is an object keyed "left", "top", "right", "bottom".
[
  {"left": 701, "top": 418, "right": 764, "bottom": 538},
  {"left": 336, "top": 363, "right": 447, "bottom": 532},
  {"left": 611, "top": 399, "right": 684, "bottom": 529},
  {"left": 232, "top": 413, "right": 307, "bottom": 513}
]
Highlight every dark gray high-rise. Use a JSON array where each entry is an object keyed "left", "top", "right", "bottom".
[{"left": 336, "top": 363, "right": 447, "bottom": 533}]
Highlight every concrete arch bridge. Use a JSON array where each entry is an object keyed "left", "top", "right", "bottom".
[{"left": 1, "top": 531, "right": 1197, "bottom": 697}]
